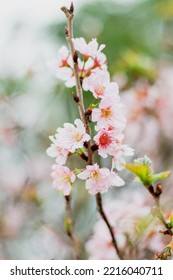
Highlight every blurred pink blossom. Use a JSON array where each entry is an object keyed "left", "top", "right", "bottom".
[
  {"left": 46, "top": 138, "right": 69, "bottom": 165},
  {"left": 86, "top": 191, "right": 168, "bottom": 259}
]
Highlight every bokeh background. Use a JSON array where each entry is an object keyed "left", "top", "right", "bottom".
[{"left": 0, "top": 0, "right": 173, "bottom": 259}]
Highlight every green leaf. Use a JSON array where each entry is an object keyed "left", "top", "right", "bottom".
[
  {"left": 125, "top": 163, "right": 153, "bottom": 185},
  {"left": 125, "top": 155, "right": 171, "bottom": 186},
  {"left": 75, "top": 148, "right": 85, "bottom": 155},
  {"left": 89, "top": 102, "right": 99, "bottom": 109},
  {"left": 73, "top": 168, "right": 82, "bottom": 175},
  {"left": 151, "top": 171, "right": 170, "bottom": 183}
]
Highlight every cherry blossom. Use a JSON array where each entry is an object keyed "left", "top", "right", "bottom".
[
  {"left": 51, "top": 165, "right": 76, "bottom": 195},
  {"left": 46, "top": 136, "right": 69, "bottom": 165},
  {"left": 83, "top": 69, "right": 120, "bottom": 99},
  {"left": 54, "top": 38, "right": 108, "bottom": 89},
  {"left": 94, "top": 128, "right": 120, "bottom": 158},
  {"left": 92, "top": 94, "right": 126, "bottom": 129},
  {"left": 73, "top": 38, "right": 106, "bottom": 60},
  {"left": 94, "top": 129, "right": 134, "bottom": 167},
  {"left": 77, "top": 38, "right": 107, "bottom": 72},
  {"left": 55, "top": 46, "right": 75, "bottom": 87},
  {"left": 83, "top": 69, "right": 110, "bottom": 98},
  {"left": 77, "top": 163, "right": 124, "bottom": 195},
  {"left": 54, "top": 119, "right": 90, "bottom": 153},
  {"left": 112, "top": 143, "right": 134, "bottom": 171}
]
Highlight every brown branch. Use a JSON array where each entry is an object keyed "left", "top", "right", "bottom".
[
  {"left": 64, "top": 195, "right": 80, "bottom": 259},
  {"left": 61, "top": 3, "right": 123, "bottom": 259},
  {"left": 96, "top": 193, "right": 123, "bottom": 259},
  {"left": 61, "top": 5, "right": 93, "bottom": 165}
]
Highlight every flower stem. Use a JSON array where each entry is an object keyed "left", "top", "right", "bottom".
[
  {"left": 61, "top": 5, "right": 93, "bottom": 165},
  {"left": 148, "top": 185, "right": 173, "bottom": 236},
  {"left": 61, "top": 3, "right": 123, "bottom": 259},
  {"left": 64, "top": 195, "right": 80, "bottom": 259}
]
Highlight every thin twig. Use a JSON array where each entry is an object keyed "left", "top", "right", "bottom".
[
  {"left": 148, "top": 185, "right": 173, "bottom": 236},
  {"left": 96, "top": 193, "right": 123, "bottom": 259},
  {"left": 64, "top": 195, "right": 80, "bottom": 259},
  {"left": 61, "top": 5, "right": 93, "bottom": 164},
  {"left": 61, "top": 3, "right": 123, "bottom": 259}
]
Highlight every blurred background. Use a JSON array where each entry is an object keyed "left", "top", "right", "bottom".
[{"left": 0, "top": 0, "right": 173, "bottom": 259}]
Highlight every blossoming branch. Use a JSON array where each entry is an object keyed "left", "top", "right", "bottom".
[{"left": 46, "top": 3, "right": 172, "bottom": 260}]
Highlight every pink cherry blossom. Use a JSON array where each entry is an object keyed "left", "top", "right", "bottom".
[
  {"left": 54, "top": 38, "right": 108, "bottom": 89},
  {"left": 56, "top": 119, "right": 90, "bottom": 153},
  {"left": 92, "top": 94, "right": 126, "bottom": 130},
  {"left": 83, "top": 69, "right": 110, "bottom": 98},
  {"left": 55, "top": 46, "right": 75, "bottom": 88},
  {"left": 51, "top": 165, "right": 76, "bottom": 195},
  {"left": 86, "top": 221, "right": 120, "bottom": 259},
  {"left": 77, "top": 57, "right": 95, "bottom": 80},
  {"left": 94, "top": 128, "right": 119, "bottom": 158},
  {"left": 77, "top": 163, "right": 124, "bottom": 195},
  {"left": 112, "top": 143, "right": 134, "bottom": 171},
  {"left": 46, "top": 135, "right": 69, "bottom": 165},
  {"left": 73, "top": 38, "right": 105, "bottom": 59},
  {"left": 83, "top": 69, "right": 120, "bottom": 99},
  {"left": 94, "top": 129, "right": 134, "bottom": 164}
]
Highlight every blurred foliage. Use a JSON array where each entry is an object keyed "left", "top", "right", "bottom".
[{"left": 0, "top": 75, "right": 30, "bottom": 96}]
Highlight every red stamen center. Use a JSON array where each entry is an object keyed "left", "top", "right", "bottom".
[{"left": 99, "top": 132, "right": 112, "bottom": 146}]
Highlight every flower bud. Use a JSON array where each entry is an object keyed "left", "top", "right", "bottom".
[
  {"left": 73, "top": 51, "right": 78, "bottom": 63},
  {"left": 85, "top": 108, "right": 92, "bottom": 117},
  {"left": 72, "top": 93, "right": 79, "bottom": 103},
  {"left": 91, "top": 143, "right": 99, "bottom": 152},
  {"left": 155, "top": 184, "right": 162, "bottom": 197},
  {"left": 65, "top": 27, "right": 68, "bottom": 37},
  {"left": 70, "top": 2, "right": 74, "bottom": 14}
]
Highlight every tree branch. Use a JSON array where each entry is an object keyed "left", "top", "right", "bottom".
[
  {"left": 61, "top": 3, "right": 123, "bottom": 259},
  {"left": 64, "top": 195, "right": 80, "bottom": 259},
  {"left": 96, "top": 193, "right": 123, "bottom": 259},
  {"left": 61, "top": 5, "right": 93, "bottom": 164}
]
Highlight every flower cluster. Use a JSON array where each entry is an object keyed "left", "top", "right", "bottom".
[
  {"left": 55, "top": 38, "right": 107, "bottom": 88},
  {"left": 47, "top": 37, "right": 134, "bottom": 195},
  {"left": 78, "top": 163, "right": 124, "bottom": 195},
  {"left": 47, "top": 119, "right": 90, "bottom": 195}
]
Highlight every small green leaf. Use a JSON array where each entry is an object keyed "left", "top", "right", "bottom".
[
  {"left": 75, "top": 148, "right": 85, "bottom": 155},
  {"left": 134, "top": 155, "right": 152, "bottom": 167},
  {"left": 151, "top": 171, "right": 170, "bottom": 183},
  {"left": 125, "top": 163, "right": 153, "bottom": 185},
  {"left": 167, "top": 222, "right": 173, "bottom": 228},
  {"left": 125, "top": 155, "right": 171, "bottom": 186},
  {"left": 89, "top": 102, "right": 99, "bottom": 109},
  {"left": 73, "top": 168, "right": 82, "bottom": 175}
]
